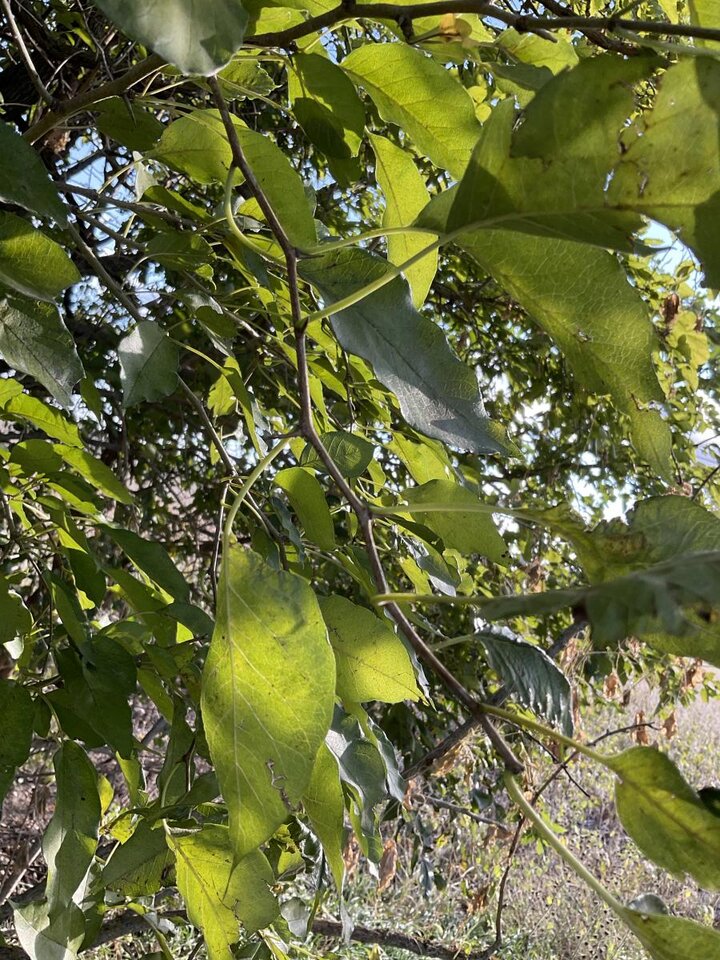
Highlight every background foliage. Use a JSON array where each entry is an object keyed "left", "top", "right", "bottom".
[{"left": 1, "top": 1, "right": 720, "bottom": 959}]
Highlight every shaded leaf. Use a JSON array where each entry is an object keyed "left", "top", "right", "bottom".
[
  {"left": 610, "top": 59, "right": 720, "bottom": 287},
  {"left": 0, "top": 297, "right": 84, "bottom": 407},
  {"left": 0, "top": 680, "right": 34, "bottom": 805},
  {"left": 95, "top": 97, "right": 164, "bottom": 151},
  {"left": 299, "top": 431, "right": 375, "bottom": 478},
  {"left": 290, "top": 53, "right": 365, "bottom": 159},
  {"left": 14, "top": 900, "right": 85, "bottom": 960},
  {"left": 101, "top": 822, "right": 171, "bottom": 897},
  {"left": 118, "top": 320, "right": 179, "bottom": 407},
  {"left": 0, "top": 121, "right": 66, "bottom": 222},
  {"left": 101, "top": 524, "right": 190, "bottom": 601},
  {"left": 154, "top": 110, "right": 315, "bottom": 247},
  {"left": 276, "top": 467, "right": 335, "bottom": 551},
  {"left": 43, "top": 742, "right": 101, "bottom": 917},
  {"left": 481, "top": 550, "right": 720, "bottom": 665},
  {"left": 300, "top": 248, "right": 517, "bottom": 457},
  {"left": 89, "top": 0, "right": 249, "bottom": 75},
  {"left": 477, "top": 630, "right": 573, "bottom": 735}
]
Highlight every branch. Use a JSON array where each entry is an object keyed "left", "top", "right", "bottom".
[
  {"left": 244, "top": 0, "right": 720, "bottom": 48},
  {"left": 0, "top": 912, "right": 490, "bottom": 960},
  {"left": 23, "top": 53, "right": 164, "bottom": 145},
  {"left": 0, "top": 0, "right": 57, "bottom": 107},
  {"left": 403, "top": 619, "right": 587, "bottom": 780},
  {"left": 208, "top": 77, "right": 523, "bottom": 776}
]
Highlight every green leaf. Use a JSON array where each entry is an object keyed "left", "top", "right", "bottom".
[
  {"left": 620, "top": 908, "right": 720, "bottom": 960},
  {"left": 0, "top": 121, "right": 66, "bottom": 222},
  {"left": 101, "top": 524, "right": 190, "bottom": 601},
  {"left": 201, "top": 547, "right": 335, "bottom": 858},
  {"left": 102, "top": 821, "right": 172, "bottom": 897},
  {"left": 497, "top": 27, "right": 578, "bottom": 74},
  {"left": 55, "top": 445, "right": 133, "bottom": 504},
  {"left": 48, "top": 638, "right": 137, "bottom": 756},
  {"left": 154, "top": 110, "right": 316, "bottom": 247},
  {"left": 449, "top": 228, "right": 671, "bottom": 477},
  {"left": 482, "top": 550, "right": 720, "bottom": 665},
  {"left": 607, "top": 747, "right": 720, "bottom": 891},
  {"left": 218, "top": 59, "right": 276, "bottom": 99},
  {"left": 371, "top": 134, "right": 437, "bottom": 308},
  {"left": 173, "top": 825, "right": 278, "bottom": 960},
  {"left": 610, "top": 59, "right": 720, "bottom": 287},
  {"left": 0, "top": 212, "right": 79, "bottom": 301},
  {"left": 326, "top": 707, "right": 386, "bottom": 860},
  {"left": 276, "top": 467, "right": 335, "bottom": 551},
  {"left": 94, "top": 97, "right": 164, "bottom": 151},
  {"left": 299, "top": 431, "right": 375, "bottom": 478},
  {"left": 548, "top": 495, "right": 720, "bottom": 585},
  {"left": 14, "top": 900, "right": 86, "bottom": 960},
  {"left": 402, "top": 480, "right": 509, "bottom": 562},
  {"left": 477, "top": 631, "right": 573, "bottom": 735},
  {"left": 0, "top": 680, "right": 34, "bottom": 804},
  {"left": 300, "top": 248, "right": 517, "bottom": 457},
  {"left": 342, "top": 43, "right": 480, "bottom": 177},
  {"left": 152, "top": 109, "right": 235, "bottom": 183},
  {"left": 146, "top": 229, "right": 215, "bottom": 273},
  {"left": 89, "top": 0, "right": 249, "bottom": 75},
  {"left": 0, "top": 579, "right": 33, "bottom": 646},
  {"left": 689, "top": 0, "right": 720, "bottom": 44},
  {"left": 5, "top": 394, "right": 82, "bottom": 447},
  {"left": 0, "top": 297, "right": 84, "bottom": 407},
  {"left": 44, "top": 742, "right": 101, "bottom": 916},
  {"left": 118, "top": 320, "right": 179, "bottom": 407},
  {"left": 290, "top": 53, "right": 365, "bottom": 159},
  {"left": 320, "top": 595, "right": 420, "bottom": 703},
  {"left": 302, "top": 744, "right": 345, "bottom": 890}
]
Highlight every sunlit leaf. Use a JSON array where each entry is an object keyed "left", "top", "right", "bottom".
[{"left": 201, "top": 547, "right": 335, "bottom": 858}]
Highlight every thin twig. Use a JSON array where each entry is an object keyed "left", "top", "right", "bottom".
[
  {"left": 404, "top": 619, "right": 588, "bottom": 780},
  {"left": 179, "top": 380, "right": 237, "bottom": 479},
  {"left": 24, "top": 53, "right": 165, "bottom": 145},
  {"left": 209, "top": 76, "right": 523, "bottom": 776},
  {"left": 0, "top": 0, "right": 57, "bottom": 107}
]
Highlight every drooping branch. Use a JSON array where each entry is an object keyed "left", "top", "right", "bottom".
[{"left": 208, "top": 76, "right": 524, "bottom": 776}]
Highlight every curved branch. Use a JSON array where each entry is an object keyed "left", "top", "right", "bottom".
[{"left": 244, "top": 0, "right": 720, "bottom": 48}]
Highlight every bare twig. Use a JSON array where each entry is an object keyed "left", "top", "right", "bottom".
[
  {"left": 1, "top": 0, "right": 57, "bottom": 107},
  {"left": 0, "top": 911, "right": 491, "bottom": 960},
  {"left": 23, "top": 53, "right": 164, "bottom": 145},
  {"left": 404, "top": 619, "right": 588, "bottom": 780}
]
